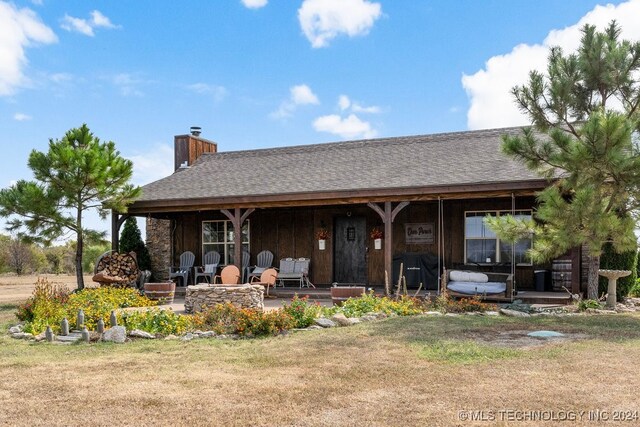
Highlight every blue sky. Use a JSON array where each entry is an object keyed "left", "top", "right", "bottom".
[{"left": 1, "top": 0, "right": 639, "bottom": 238}]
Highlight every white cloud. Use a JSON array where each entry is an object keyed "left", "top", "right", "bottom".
[
  {"left": 337, "top": 94, "right": 380, "bottom": 114},
  {"left": 13, "top": 113, "right": 31, "bottom": 121},
  {"left": 60, "top": 10, "right": 119, "bottom": 37},
  {"left": 90, "top": 10, "right": 117, "bottom": 29},
  {"left": 0, "top": 2, "right": 57, "bottom": 96},
  {"left": 241, "top": 0, "right": 268, "bottom": 9},
  {"left": 462, "top": 0, "right": 640, "bottom": 130},
  {"left": 110, "top": 73, "right": 148, "bottom": 97},
  {"left": 313, "top": 113, "right": 376, "bottom": 139},
  {"left": 49, "top": 72, "right": 73, "bottom": 83},
  {"left": 290, "top": 84, "right": 319, "bottom": 105},
  {"left": 298, "top": 0, "right": 382, "bottom": 48},
  {"left": 127, "top": 144, "right": 174, "bottom": 185},
  {"left": 271, "top": 84, "right": 319, "bottom": 119},
  {"left": 186, "top": 83, "right": 227, "bottom": 102}
]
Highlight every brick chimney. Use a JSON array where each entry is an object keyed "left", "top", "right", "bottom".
[{"left": 174, "top": 127, "right": 218, "bottom": 171}]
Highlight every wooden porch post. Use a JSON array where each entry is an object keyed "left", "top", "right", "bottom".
[
  {"left": 221, "top": 208, "right": 255, "bottom": 275},
  {"left": 111, "top": 212, "right": 130, "bottom": 251},
  {"left": 367, "top": 201, "right": 409, "bottom": 294}
]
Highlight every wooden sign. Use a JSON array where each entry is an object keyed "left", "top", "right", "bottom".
[{"left": 405, "top": 223, "right": 434, "bottom": 244}]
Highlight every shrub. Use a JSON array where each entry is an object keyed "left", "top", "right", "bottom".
[
  {"left": 193, "top": 303, "right": 294, "bottom": 337},
  {"left": 282, "top": 295, "right": 321, "bottom": 328},
  {"left": 577, "top": 299, "right": 602, "bottom": 311},
  {"left": 598, "top": 241, "right": 638, "bottom": 299},
  {"left": 16, "top": 278, "right": 70, "bottom": 323},
  {"left": 628, "top": 278, "right": 640, "bottom": 297},
  {"left": 64, "top": 287, "right": 156, "bottom": 331},
  {"left": 121, "top": 308, "right": 191, "bottom": 335},
  {"left": 20, "top": 282, "right": 156, "bottom": 334},
  {"left": 323, "top": 292, "right": 423, "bottom": 318},
  {"left": 427, "top": 292, "right": 497, "bottom": 313}
]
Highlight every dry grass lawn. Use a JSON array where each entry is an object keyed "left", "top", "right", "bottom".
[{"left": 2, "top": 294, "right": 640, "bottom": 426}]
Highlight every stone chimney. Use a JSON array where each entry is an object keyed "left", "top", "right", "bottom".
[{"left": 174, "top": 127, "right": 218, "bottom": 171}]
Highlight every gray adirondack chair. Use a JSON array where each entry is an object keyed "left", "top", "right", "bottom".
[
  {"left": 194, "top": 251, "right": 221, "bottom": 284},
  {"left": 241, "top": 250, "right": 250, "bottom": 283},
  {"left": 247, "top": 250, "right": 274, "bottom": 282},
  {"left": 169, "top": 251, "right": 195, "bottom": 287}
]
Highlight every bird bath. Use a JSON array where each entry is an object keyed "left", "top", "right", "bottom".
[{"left": 598, "top": 269, "right": 631, "bottom": 309}]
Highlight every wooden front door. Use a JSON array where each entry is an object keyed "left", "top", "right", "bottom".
[{"left": 334, "top": 216, "right": 367, "bottom": 284}]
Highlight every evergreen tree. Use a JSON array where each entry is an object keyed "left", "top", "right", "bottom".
[
  {"left": 0, "top": 125, "right": 140, "bottom": 290},
  {"left": 119, "top": 217, "right": 151, "bottom": 271},
  {"left": 487, "top": 22, "right": 640, "bottom": 300}
]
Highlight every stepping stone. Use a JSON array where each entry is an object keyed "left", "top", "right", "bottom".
[
  {"left": 527, "top": 330, "right": 564, "bottom": 338},
  {"left": 56, "top": 335, "right": 81, "bottom": 343}
]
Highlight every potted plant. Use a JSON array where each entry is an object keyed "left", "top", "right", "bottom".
[
  {"left": 316, "top": 228, "right": 329, "bottom": 250},
  {"left": 370, "top": 227, "right": 383, "bottom": 250}
]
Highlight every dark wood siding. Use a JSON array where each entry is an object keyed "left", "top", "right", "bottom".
[{"left": 169, "top": 196, "right": 540, "bottom": 288}]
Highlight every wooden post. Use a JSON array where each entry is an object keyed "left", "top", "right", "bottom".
[
  {"left": 111, "top": 212, "right": 130, "bottom": 251},
  {"left": 367, "top": 201, "right": 409, "bottom": 294},
  {"left": 221, "top": 208, "right": 255, "bottom": 277}
]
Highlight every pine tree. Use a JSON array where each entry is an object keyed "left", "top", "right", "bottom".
[
  {"left": 487, "top": 21, "right": 640, "bottom": 300},
  {"left": 0, "top": 125, "right": 140, "bottom": 290},
  {"left": 119, "top": 217, "right": 151, "bottom": 271}
]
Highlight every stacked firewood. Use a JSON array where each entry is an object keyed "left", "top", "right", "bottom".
[{"left": 92, "top": 252, "right": 140, "bottom": 286}]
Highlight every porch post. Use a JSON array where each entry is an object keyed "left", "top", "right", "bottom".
[
  {"left": 111, "top": 212, "right": 130, "bottom": 251},
  {"left": 221, "top": 208, "right": 255, "bottom": 278},
  {"left": 367, "top": 201, "right": 409, "bottom": 294}
]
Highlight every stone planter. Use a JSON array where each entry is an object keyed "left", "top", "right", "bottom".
[
  {"left": 318, "top": 239, "right": 326, "bottom": 250},
  {"left": 374, "top": 238, "right": 382, "bottom": 250},
  {"left": 185, "top": 284, "right": 264, "bottom": 313},
  {"left": 331, "top": 286, "right": 366, "bottom": 306},
  {"left": 144, "top": 282, "right": 176, "bottom": 304}
]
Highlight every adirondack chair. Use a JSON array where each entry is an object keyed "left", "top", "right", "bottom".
[
  {"left": 241, "top": 250, "right": 250, "bottom": 283},
  {"left": 214, "top": 265, "right": 240, "bottom": 285},
  {"left": 278, "top": 257, "right": 314, "bottom": 288},
  {"left": 194, "top": 251, "right": 221, "bottom": 284},
  {"left": 169, "top": 251, "right": 195, "bottom": 287},
  {"left": 250, "top": 268, "right": 278, "bottom": 297},
  {"left": 247, "top": 250, "right": 274, "bottom": 282}
]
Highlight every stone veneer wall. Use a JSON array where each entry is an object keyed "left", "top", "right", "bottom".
[
  {"left": 184, "top": 284, "right": 264, "bottom": 313},
  {"left": 146, "top": 218, "right": 171, "bottom": 281}
]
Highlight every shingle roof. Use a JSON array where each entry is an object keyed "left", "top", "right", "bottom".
[{"left": 136, "top": 126, "right": 543, "bottom": 203}]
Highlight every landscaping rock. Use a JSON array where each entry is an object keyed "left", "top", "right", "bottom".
[
  {"left": 164, "top": 334, "right": 179, "bottom": 340},
  {"left": 483, "top": 311, "right": 499, "bottom": 316},
  {"left": 424, "top": 311, "right": 443, "bottom": 316},
  {"left": 11, "top": 332, "right": 33, "bottom": 340},
  {"left": 34, "top": 332, "right": 47, "bottom": 342},
  {"left": 359, "top": 315, "right": 378, "bottom": 322},
  {"left": 331, "top": 313, "right": 359, "bottom": 326},
  {"left": 315, "top": 318, "right": 337, "bottom": 328},
  {"left": 129, "top": 329, "right": 155, "bottom": 339},
  {"left": 181, "top": 333, "right": 196, "bottom": 341},
  {"left": 500, "top": 308, "right": 531, "bottom": 318},
  {"left": 445, "top": 313, "right": 460, "bottom": 317},
  {"left": 305, "top": 325, "right": 323, "bottom": 330},
  {"left": 103, "top": 326, "right": 127, "bottom": 343},
  {"left": 8, "top": 325, "right": 23, "bottom": 334},
  {"left": 199, "top": 331, "right": 217, "bottom": 338}
]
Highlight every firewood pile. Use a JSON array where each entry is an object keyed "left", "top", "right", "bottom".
[{"left": 92, "top": 251, "right": 140, "bottom": 287}]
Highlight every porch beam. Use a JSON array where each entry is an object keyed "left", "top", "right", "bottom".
[{"left": 367, "top": 201, "right": 410, "bottom": 295}]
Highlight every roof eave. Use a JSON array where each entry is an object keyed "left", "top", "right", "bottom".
[{"left": 124, "top": 179, "right": 549, "bottom": 215}]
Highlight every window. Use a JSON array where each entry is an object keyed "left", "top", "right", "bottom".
[
  {"left": 464, "top": 210, "right": 532, "bottom": 265},
  {"left": 202, "top": 220, "right": 249, "bottom": 265}
]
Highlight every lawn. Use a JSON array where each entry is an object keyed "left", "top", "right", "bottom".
[{"left": 1, "top": 301, "right": 640, "bottom": 426}]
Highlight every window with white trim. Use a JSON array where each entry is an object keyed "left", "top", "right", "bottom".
[
  {"left": 202, "top": 220, "right": 249, "bottom": 265},
  {"left": 464, "top": 210, "right": 532, "bottom": 265}
]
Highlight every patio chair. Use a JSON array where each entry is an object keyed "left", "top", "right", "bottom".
[
  {"left": 277, "top": 257, "right": 314, "bottom": 288},
  {"left": 247, "top": 250, "right": 274, "bottom": 282},
  {"left": 250, "top": 268, "right": 278, "bottom": 297},
  {"left": 241, "top": 250, "right": 250, "bottom": 283},
  {"left": 214, "top": 265, "right": 240, "bottom": 285},
  {"left": 194, "top": 251, "right": 221, "bottom": 284},
  {"left": 169, "top": 251, "right": 195, "bottom": 287}
]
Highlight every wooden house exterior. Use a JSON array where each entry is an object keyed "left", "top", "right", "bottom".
[{"left": 116, "top": 128, "right": 583, "bottom": 295}]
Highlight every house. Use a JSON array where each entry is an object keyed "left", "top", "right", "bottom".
[{"left": 115, "top": 127, "right": 583, "bottom": 300}]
